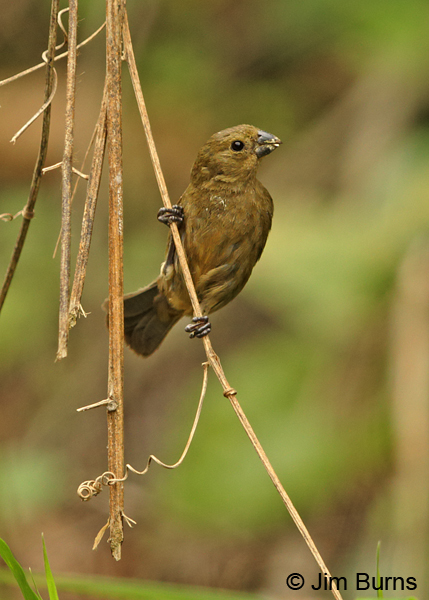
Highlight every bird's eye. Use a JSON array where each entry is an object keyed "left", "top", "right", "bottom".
[{"left": 231, "top": 140, "right": 245, "bottom": 152}]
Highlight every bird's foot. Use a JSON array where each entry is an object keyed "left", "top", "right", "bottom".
[
  {"left": 157, "top": 205, "right": 184, "bottom": 226},
  {"left": 185, "top": 316, "right": 211, "bottom": 339}
]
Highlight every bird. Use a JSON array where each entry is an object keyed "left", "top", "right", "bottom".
[{"left": 116, "top": 124, "right": 281, "bottom": 357}]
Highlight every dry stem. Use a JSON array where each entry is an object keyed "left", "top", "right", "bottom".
[
  {"left": 0, "top": 0, "right": 60, "bottom": 314},
  {"left": 69, "top": 85, "right": 108, "bottom": 327},
  {"left": 8, "top": 8, "right": 67, "bottom": 145},
  {"left": 106, "top": 0, "right": 126, "bottom": 561},
  {"left": 56, "top": 0, "right": 79, "bottom": 361},
  {"left": 51, "top": 104, "right": 102, "bottom": 260},
  {"left": 0, "top": 21, "right": 105, "bottom": 89},
  {"left": 10, "top": 72, "right": 58, "bottom": 145},
  {"left": 116, "top": 362, "right": 208, "bottom": 478},
  {"left": 123, "top": 15, "right": 342, "bottom": 600},
  {"left": 77, "top": 362, "right": 209, "bottom": 508}
]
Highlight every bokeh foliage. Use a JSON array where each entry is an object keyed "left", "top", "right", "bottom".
[{"left": 1, "top": 0, "right": 429, "bottom": 598}]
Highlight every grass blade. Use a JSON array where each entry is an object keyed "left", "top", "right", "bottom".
[
  {"left": 42, "top": 535, "right": 59, "bottom": 600},
  {"left": 0, "top": 538, "right": 41, "bottom": 600},
  {"left": 376, "top": 541, "right": 383, "bottom": 599}
]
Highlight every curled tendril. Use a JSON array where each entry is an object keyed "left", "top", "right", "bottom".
[
  {"left": 77, "top": 363, "right": 209, "bottom": 501},
  {"left": 77, "top": 471, "right": 115, "bottom": 501},
  {"left": 0, "top": 206, "right": 36, "bottom": 222}
]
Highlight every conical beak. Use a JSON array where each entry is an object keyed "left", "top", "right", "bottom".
[{"left": 255, "top": 130, "right": 282, "bottom": 158}]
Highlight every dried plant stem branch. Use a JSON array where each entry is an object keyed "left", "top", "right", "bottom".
[
  {"left": 122, "top": 17, "right": 171, "bottom": 211},
  {"left": 7, "top": 9, "right": 102, "bottom": 145},
  {"left": 114, "top": 362, "right": 208, "bottom": 479},
  {"left": 203, "top": 336, "right": 340, "bottom": 597},
  {"left": 228, "top": 386, "right": 341, "bottom": 599},
  {"left": 6, "top": 7, "right": 69, "bottom": 143},
  {"left": 76, "top": 362, "right": 209, "bottom": 512},
  {"left": 0, "top": 0, "right": 60, "bottom": 314},
  {"left": 42, "top": 162, "right": 64, "bottom": 173},
  {"left": 57, "top": 0, "right": 78, "bottom": 361},
  {"left": 77, "top": 398, "right": 110, "bottom": 412},
  {"left": 123, "top": 16, "right": 342, "bottom": 600},
  {"left": 56, "top": 7, "right": 70, "bottom": 42},
  {"left": 69, "top": 85, "right": 108, "bottom": 327},
  {"left": 10, "top": 71, "right": 58, "bottom": 144},
  {"left": 122, "top": 15, "right": 202, "bottom": 321},
  {"left": 0, "top": 22, "right": 106, "bottom": 88},
  {"left": 52, "top": 103, "right": 103, "bottom": 260},
  {"left": 106, "top": 0, "right": 126, "bottom": 561},
  {"left": 42, "top": 162, "right": 88, "bottom": 179}
]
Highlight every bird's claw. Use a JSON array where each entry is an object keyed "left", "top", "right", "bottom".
[
  {"left": 185, "top": 316, "right": 211, "bottom": 339},
  {"left": 157, "top": 205, "right": 184, "bottom": 226}
]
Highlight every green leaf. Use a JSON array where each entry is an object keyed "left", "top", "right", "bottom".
[
  {"left": 42, "top": 535, "right": 59, "bottom": 600},
  {"left": 0, "top": 538, "right": 41, "bottom": 600}
]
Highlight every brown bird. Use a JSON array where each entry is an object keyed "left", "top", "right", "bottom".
[{"left": 120, "top": 124, "right": 281, "bottom": 356}]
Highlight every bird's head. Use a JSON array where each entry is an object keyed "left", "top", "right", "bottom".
[{"left": 191, "top": 124, "right": 281, "bottom": 188}]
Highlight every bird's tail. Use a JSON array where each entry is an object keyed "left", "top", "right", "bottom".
[{"left": 104, "top": 281, "right": 182, "bottom": 357}]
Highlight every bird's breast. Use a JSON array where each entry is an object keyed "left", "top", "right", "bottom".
[
  {"left": 184, "top": 194, "right": 264, "bottom": 276},
  {"left": 209, "top": 194, "right": 228, "bottom": 210}
]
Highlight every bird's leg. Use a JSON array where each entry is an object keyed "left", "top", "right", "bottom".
[
  {"left": 185, "top": 316, "right": 211, "bottom": 339},
  {"left": 157, "top": 204, "right": 184, "bottom": 226}
]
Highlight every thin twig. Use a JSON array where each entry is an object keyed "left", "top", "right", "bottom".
[
  {"left": 42, "top": 162, "right": 88, "bottom": 179},
  {"left": 56, "top": 0, "right": 79, "bottom": 361},
  {"left": 122, "top": 14, "right": 202, "bottom": 321},
  {"left": 76, "top": 398, "right": 110, "bottom": 412},
  {"left": 52, "top": 104, "right": 103, "bottom": 260},
  {"left": 106, "top": 0, "right": 126, "bottom": 561},
  {"left": 123, "top": 15, "right": 343, "bottom": 600},
  {"left": 0, "top": 0, "right": 60, "bottom": 314},
  {"left": 56, "top": 7, "right": 70, "bottom": 43},
  {"left": 9, "top": 7, "right": 68, "bottom": 144},
  {"left": 10, "top": 72, "right": 58, "bottom": 144},
  {"left": 69, "top": 84, "right": 108, "bottom": 328},
  {"left": 115, "top": 362, "right": 209, "bottom": 477},
  {"left": 0, "top": 21, "right": 105, "bottom": 88},
  {"left": 77, "top": 362, "right": 209, "bottom": 510}
]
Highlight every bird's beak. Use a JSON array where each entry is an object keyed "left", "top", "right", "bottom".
[{"left": 255, "top": 130, "right": 282, "bottom": 158}]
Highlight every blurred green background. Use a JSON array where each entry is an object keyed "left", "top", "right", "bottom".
[{"left": 1, "top": 1, "right": 429, "bottom": 599}]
